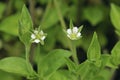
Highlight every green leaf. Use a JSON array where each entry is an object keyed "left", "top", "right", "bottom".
[
  {"left": 39, "top": 0, "right": 50, "bottom": 4},
  {"left": 100, "top": 54, "right": 110, "bottom": 68},
  {"left": 0, "top": 57, "right": 35, "bottom": 77},
  {"left": 19, "top": 5, "right": 33, "bottom": 46},
  {"left": 110, "top": 3, "right": 120, "bottom": 34},
  {"left": 111, "top": 41, "right": 120, "bottom": 66},
  {"left": 14, "top": 0, "right": 24, "bottom": 11},
  {"left": 78, "top": 25, "right": 83, "bottom": 32},
  {"left": 39, "top": 49, "right": 72, "bottom": 78},
  {"left": 65, "top": 58, "right": 77, "bottom": 73},
  {"left": 87, "top": 32, "right": 101, "bottom": 61},
  {"left": 0, "top": 13, "right": 19, "bottom": 36},
  {"left": 106, "top": 56, "right": 118, "bottom": 69},
  {"left": 83, "top": 6, "right": 103, "bottom": 26},
  {"left": 69, "top": 19, "right": 74, "bottom": 29},
  {"left": 40, "top": 1, "right": 68, "bottom": 29},
  {"left": 0, "top": 2, "right": 6, "bottom": 19},
  {"left": 92, "top": 76, "right": 105, "bottom": 80},
  {"left": 77, "top": 61, "right": 90, "bottom": 80},
  {"left": 0, "top": 70, "right": 21, "bottom": 80},
  {"left": 49, "top": 70, "right": 76, "bottom": 80}
]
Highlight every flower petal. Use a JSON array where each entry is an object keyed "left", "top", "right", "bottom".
[
  {"left": 41, "top": 36, "right": 46, "bottom": 40},
  {"left": 34, "top": 30, "right": 39, "bottom": 34},
  {"left": 77, "top": 32, "right": 81, "bottom": 37},
  {"left": 73, "top": 27, "right": 78, "bottom": 33},
  {"left": 67, "top": 29, "right": 72, "bottom": 34},
  {"left": 40, "top": 30, "right": 44, "bottom": 35},
  {"left": 31, "top": 34, "right": 36, "bottom": 39},
  {"left": 34, "top": 39, "right": 40, "bottom": 43}
]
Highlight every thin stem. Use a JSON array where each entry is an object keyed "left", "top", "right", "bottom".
[
  {"left": 36, "top": 44, "right": 40, "bottom": 75},
  {"left": 36, "top": 44, "right": 42, "bottom": 80},
  {"left": 29, "top": 0, "right": 35, "bottom": 25},
  {"left": 5, "top": 0, "right": 13, "bottom": 16},
  {"left": 25, "top": 46, "right": 30, "bottom": 66},
  {"left": 53, "top": 0, "right": 79, "bottom": 64},
  {"left": 25, "top": 46, "right": 33, "bottom": 76},
  {"left": 40, "top": 1, "right": 51, "bottom": 28},
  {"left": 54, "top": 0, "right": 66, "bottom": 30},
  {"left": 70, "top": 41, "right": 79, "bottom": 64}
]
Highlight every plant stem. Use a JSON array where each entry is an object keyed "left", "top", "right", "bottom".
[
  {"left": 25, "top": 46, "right": 29, "bottom": 63},
  {"left": 36, "top": 44, "right": 42, "bottom": 80},
  {"left": 5, "top": 0, "right": 13, "bottom": 16},
  {"left": 54, "top": 0, "right": 79, "bottom": 64},
  {"left": 54, "top": 0, "right": 66, "bottom": 30},
  {"left": 40, "top": 0, "right": 51, "bottom": 29},
  {"left": 70, "top": 41, "right": 79, "bottom": 64},
  {"left": 29, "top": 0, "right": 35, "bottom": 25},
  {"left": 25, "top": 46, "right": 34, "bottom": 77},
  {"left": 36, "top": 44, "right": 40, "bottom": 74}
]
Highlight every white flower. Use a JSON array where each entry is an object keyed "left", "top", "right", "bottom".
[
  {"left": 67, "top": 27, "right": 81, "bottom": 40},
  {"left": 31, "top": 29, "right": 46, "bottom": 44}
]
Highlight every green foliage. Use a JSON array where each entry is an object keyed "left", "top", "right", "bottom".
[
  {"left": 83, "top": 6, "right": 104, "bottom": 26},
  {"left": 65, "top": 58, "right": 77, "bottom": 73},
  {"left": 0, "top": 70, "right": 21, "bottom": 80},
  {"left": 38, "top": 49, "right": 72, "bottom": 78},
  {"left": 110, "top": 3, "right": 120, "bottom": 36},
  {"left": 0, "top": 57, "right": 35, "bottom": 77},
  {"left": 49, "top": 70, "right": 76, "bottom": 80},
  {"left": 19, "top": 5, "right": 33, "bottom": 47},
  {"left": 41, "top": 1, "right": 68, "bottom": 29},
  {"left": 0, "top": 13, "right": 19, "bottom": 36},
  {"left": 87, "top": 32, "right": 101, "bottom": 67},
  {"left": 0, "top": 2, "right": 6, "bottom": 19},
  {"left": 111, "top": 41, "right": 120, "bottom": 66},
  {"left": 0, "top": 0, "right": 120, "bottom": 80}
]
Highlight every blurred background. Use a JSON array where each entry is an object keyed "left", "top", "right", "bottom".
[{"left": 0, "top": 0, "right": 120, "bottom": 80}]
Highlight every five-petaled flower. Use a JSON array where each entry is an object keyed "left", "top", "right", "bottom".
[
  {"left": 67, "top": 27, "right": 82, "bottom": 40},
  {"left": 31, "top": 29, "right": 46, "bottom": 44}
]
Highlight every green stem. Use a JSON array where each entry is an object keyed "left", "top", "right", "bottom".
[
  {"left": 25, "top": 46, "right": 30, "bottom": 68},
  {"left": 36, "top": 44, "right": 40, "bottom": 75},
  {"left": 54, "top": 0, "right": 66, "bottom": 30},
  {"left": 70, "top": 41, "right": 79, "bottom": 64},
  {"left": 25, "top": 46, "right": 34, "bottom": 77},
  {"left": 36, "top": 44, "right": 42, "bottom": 80},
  {"left": 5, "top": 0, "right": 13, "bottom": 16},
  {"left": 40, "top": 1, "right": 51, "bottom": 29},
  {"left": 29, "top": 0, "right": 35, "bottom": 25}
]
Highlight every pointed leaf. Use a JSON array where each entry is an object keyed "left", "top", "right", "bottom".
[
  {"left": 77, "top": 61, "right": 90, "bottom": 80},
  {"left": 87, "top": 32, "right": 101, "bottom": 61},
  {"left": 83, "top": 6, "right": 103, "bottom": 26},
  {"left": 19, "top": 5, "right": 33, "bottom": 46},
  {"left": 39, "top": 49, "right": 72, "bottom": 78},
  {"left": 0, "top": 13, "right": 19, "bottom": 36},
  {"left": 111, "top": 41, "right": 120, "bottom": 66},
  {"left": 78, "top": 25, "right": 83, "bottom": 32},
  {"left": 110, "top": 3, "right": 120, "bottom": 34},
  {"left": 0, "top": 57, "right": 35, "bottom": 78},
  {"left": 65, "top": 58, "right": 77, "bottom": 73},
  {"left": 49, "top": 70, "right": 76, "bottom": 80}
]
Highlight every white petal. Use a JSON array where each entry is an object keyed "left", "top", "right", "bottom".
[
  {"left": 41, "top": 36, "right": 46, "bottom": 40},
  {"left": 73, "top": 27, "right": 78, "bottom": 33},
  {"left": 34, "top": 39, "right": 40, "bottom": 43},
  {"left": 40, "top": 30, "right": 44, "bottom": 35},
  {"left": 34, "top": 30, "right": 38, "bottom": 34},
  {"left": 31, "top": 34, "right": 36, "bottom": 39},
  {"left": 77, "top": 32, "right": 81, "bottom": 37},
  {"left": 67, "top": 29, "right": 72, "bottom": 34}
]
